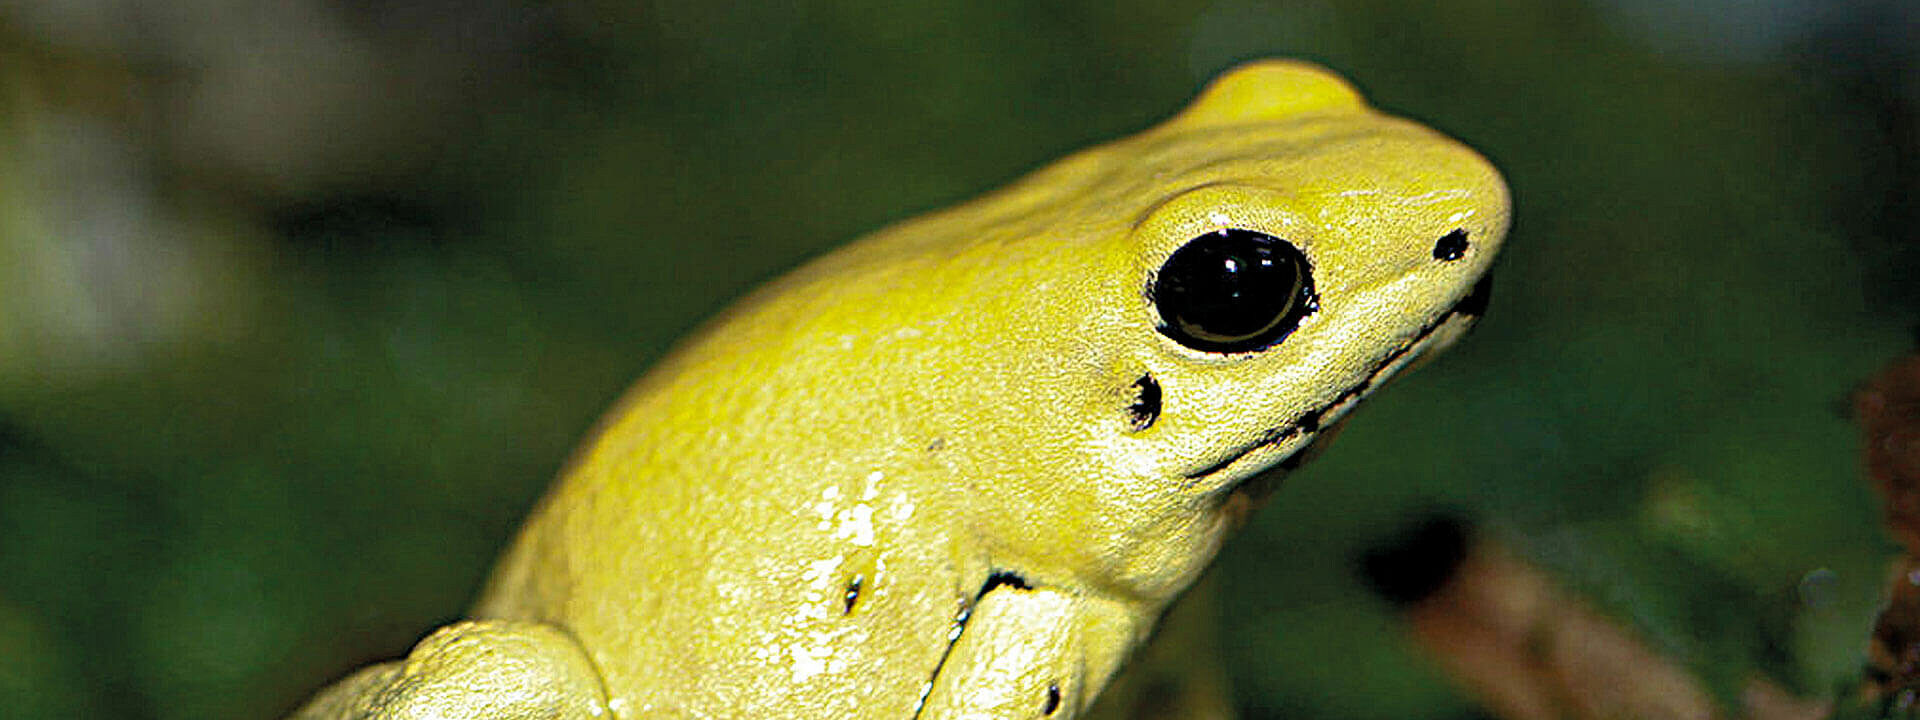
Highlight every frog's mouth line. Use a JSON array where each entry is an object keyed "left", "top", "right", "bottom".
[{"left": 1183, "top": 274, "right": 1493, "bottom": 486}]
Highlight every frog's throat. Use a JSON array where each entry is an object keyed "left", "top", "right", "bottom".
[
  {"left": 907, "top": 279, "right": 1491, "bottom": 717},
  {"left": 1183, "top": 274, "right": 1493, "bottom": 487}
]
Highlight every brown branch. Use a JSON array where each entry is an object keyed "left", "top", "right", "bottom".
[
  {"left": 1375, "top": 523, "right": 1827, "bottom": 720},
  {"left": 1855, "top": 354, "right": 1920, "bottom": 709}
]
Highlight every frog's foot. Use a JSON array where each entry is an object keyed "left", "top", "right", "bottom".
[
  {"left": 287, "top": 619, "right": 610, "bottom": 720},
  {"left": 916, "top": 576, "right": 1141, "bottom": 720}
]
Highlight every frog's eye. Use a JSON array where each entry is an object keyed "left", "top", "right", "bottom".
[{"left": 1152, "top": 229, "right": 1317, "bottom": 353}]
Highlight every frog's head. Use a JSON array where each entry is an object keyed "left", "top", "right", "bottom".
[
  {"left": 919, "top": 60, "right": 1511, "bottom": 600},
  {"left": 1123, "top": 60, "right": 1507, "bottom": 491}
]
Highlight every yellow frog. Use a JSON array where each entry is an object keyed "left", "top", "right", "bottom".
[{"left": 290, "top": 60, "right": 1509, "bottom": 720}]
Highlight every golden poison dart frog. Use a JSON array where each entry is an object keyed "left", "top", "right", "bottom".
[{"left": 290, "top": 60, "right": 1509, "bottom": 720}]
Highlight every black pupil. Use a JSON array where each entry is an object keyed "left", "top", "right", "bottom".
[{"left": 1153, "top": 229, "right": 1315, "bottom": 353}]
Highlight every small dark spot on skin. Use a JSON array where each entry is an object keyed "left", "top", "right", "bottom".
[
  {"left": 843, "top": 575, "right": 863, "bottom": 615},
  {"left": 1043, "top": 682, "right": 1061, "bottom": 715},
  {"left": 926, "top": 437, "right": 946, "bottom": 452},
  {"left": 1433, "top": 228, "right": 1470, "bottom": 261},
  {"left": 1126, "top": 374, "right": 1161, "bottom": 432},
  {"left": 981, "top": 570, "right": 1032, "bottom": 595}
]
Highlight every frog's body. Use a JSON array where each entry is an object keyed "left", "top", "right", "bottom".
[{"left": 291, "top": 61, "right": 1509, "bottom": 720}]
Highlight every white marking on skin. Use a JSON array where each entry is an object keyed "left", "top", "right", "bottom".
[
  {"left": 780, "top": 623, "right": 863, "bottom": 684},
  {"left": 798, "top": 558, "right": 841, "bottom": 617},
  {"left": 813, "top": 486, "right": 839, "bottom": 531},
  {"left": 789, "top": 642, "right": 830, "bottom": 682},
  {"left": 837, "top": 504, "right": 875, "bottom": 547},
  {"left": 1403, "top": 189, "right": 1471, "bottom": 205},
  {"left": 777, "top": 555, "right": 866, "bottom": 683},
  {"left": 764, "top": 474, "right": 901, "bottom": 685}
]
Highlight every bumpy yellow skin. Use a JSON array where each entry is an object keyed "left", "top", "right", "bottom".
[{"left": 291, "top": 60, "right": 1509, "bottom": 720}]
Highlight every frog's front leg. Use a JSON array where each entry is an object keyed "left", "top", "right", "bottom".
[
  {"left": 287, "top": 619, "right": 609, "bottom": 720},
  {"left": 918, "top": 580, "right": 1145, "bottom": 720}
]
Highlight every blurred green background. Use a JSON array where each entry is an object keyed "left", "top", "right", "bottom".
[{"left": 2, "top": 0, "right": 1916, "bottom": 718}]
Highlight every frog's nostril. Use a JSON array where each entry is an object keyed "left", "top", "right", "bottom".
[{"left": 1432, "top": 228, "right": 1470, "bottom": 261}]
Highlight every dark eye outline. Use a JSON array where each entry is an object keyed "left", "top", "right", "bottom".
[{"left": 1148, "top": 229, "right": 1318, "bottom": 354}]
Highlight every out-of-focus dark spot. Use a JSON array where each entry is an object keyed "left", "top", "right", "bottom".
[{"left": 1359, "top": 513, "right": 1472, "bottom": 607}]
